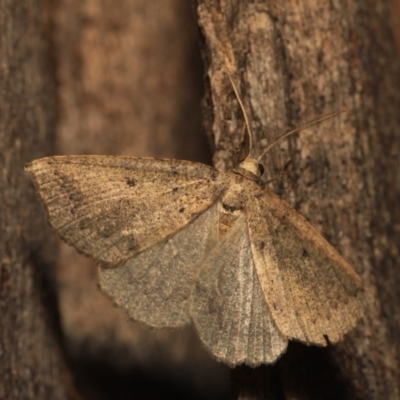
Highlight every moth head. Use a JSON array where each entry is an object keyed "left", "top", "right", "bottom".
[{"left": 238, "top": 157, "right": 264, "bottom": 178}]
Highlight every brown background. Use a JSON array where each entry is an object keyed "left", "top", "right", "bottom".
[
  {"left": 50, "top": 1, "right": 228, "bottom": 399},
  {"left": 2, "top": 0, "right": 400, "bottom": 399}
]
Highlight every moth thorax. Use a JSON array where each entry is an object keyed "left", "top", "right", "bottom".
[
  {"left": 219, "top": 183, "right": 246, "bottom": 237},
  {"left": 218, "top": 204, "right": 242, "bottom": 237}
]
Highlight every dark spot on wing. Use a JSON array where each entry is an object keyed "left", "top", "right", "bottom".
[
  {"left": 302, "top": 248, "right": 309, "bottom": 258},
  {"left": 78, "top": 216, "right": 94, "bottom": 231},
  {"left": 210, "top": 169, "right": 218, "bottom": 181},
  {"left": 125, "top": 236, "right": 139, "bottom": 252},
  {"left": 98, "top": 225, "right": 114, "bottom": 238},
  {"left": 259, "top": 241, "right": 265, "bottom": 250},
  {"left": 179, "top": 207, "right": 185, "bottom": 213},
  {"left": 126, "top": 178, "right": 136, "bottom": 187},
  {"left": 172, "top": 187, "right": 178, "bottom": 192},
  {"left": 68, "top": 192, "right": 84, "bottom": 202},
  {"left": 53, "top": 170, "right": 71, "bottom": 186}
]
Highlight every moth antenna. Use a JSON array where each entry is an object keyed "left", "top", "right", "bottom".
[
  {"left": 256, "top": 111, "right": 346, "bottom": 163},
  {"left": 223, "top": 68, "right": 254, "bottom": 156}
]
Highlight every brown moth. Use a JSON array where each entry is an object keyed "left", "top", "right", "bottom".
[{"left": 25, "top": 74, "right": 367, "bottom": 367}]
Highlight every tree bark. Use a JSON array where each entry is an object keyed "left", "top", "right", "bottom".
[
  {"left": 0, "top": 1, "right": 70, "bottom": 399},
  {"left": 197, "top": 0, "right": 400, "bottom": 399}
]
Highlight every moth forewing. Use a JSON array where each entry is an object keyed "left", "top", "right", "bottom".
[
  {"left": 25, "top": 156, "right": 225, "bottom": 266},
  {"left": 247, "top": 188, "right": 366, "bottom": 346}
]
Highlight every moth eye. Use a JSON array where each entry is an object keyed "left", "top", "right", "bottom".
[{"left": 258, "top": 163, "right": 265, "bottom": 176}]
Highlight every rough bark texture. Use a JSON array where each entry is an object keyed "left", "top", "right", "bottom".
[
  {"left": 0, "top": 1, "right": 70, "bottom": 399},
  {"left": 197, "top": 0, "right": 400, "bottom": 399}
]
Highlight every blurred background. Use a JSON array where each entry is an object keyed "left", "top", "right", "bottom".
[{"left": 49, "top": 1, "right": 230, "bottom": 399}]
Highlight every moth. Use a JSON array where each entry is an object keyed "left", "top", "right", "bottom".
[{"left": 26, "top": 73, "right": 366, "bottom": 367}]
